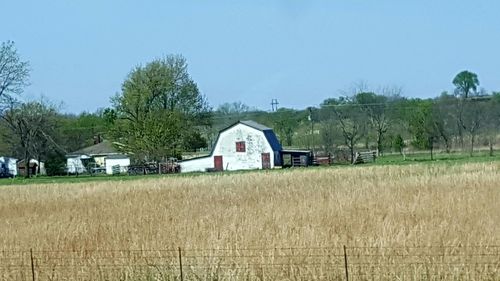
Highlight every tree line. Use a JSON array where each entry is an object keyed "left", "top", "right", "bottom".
[
  {"left": 1, "top": 41, "right": 499, "bottom": 177},
  {"left": 212, "top": 73, "right": 500, "bottom": 164}
]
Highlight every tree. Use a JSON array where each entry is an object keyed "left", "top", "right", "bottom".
[
  {"left": 216, "top": 101, "right": 251, "bottom": 115},
  {"left": 392, "top": 134, "right": 406, "bottom": 156},
  {"left": 273, "top": 108, "right": 300, "bottom": 147},
  {"left": 58, "top": 111, "right": 108, "bottom": 152},
  {"left": 451, "top": 71, "right": 480, "bottom": 149},
  {"left": 354, "top": 92, "right": 394, "bottom": 156},
  {"left": 452, "top": 71, "right": 479, "bottom": 99},
  {"left": 2, "top": 100, "right": 60, "bottom": 177},
  {"left": 461, "top": 98, "right": 486, "bottom": 156},
  {"left": 432, "top": 92, "right": 456, "bottom": 153},
  {"left": 482, "top": 93, "right": 500, "bottom": 156},
  {"left": 0, "top": 41, "right": 30, "bottom": 109},
  {"left": 112, "top": 55, "right": 211, "bottom": 162},
  {"left": 322, "top": 97, "right": 367, "bottom": 164},
  {"left": 408, "top": 100, "right": 440, "bottom": 160}
]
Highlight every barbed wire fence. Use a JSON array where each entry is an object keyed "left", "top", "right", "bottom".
[{"left": 1, "top": 245, "right": 499, "bottom": 280}]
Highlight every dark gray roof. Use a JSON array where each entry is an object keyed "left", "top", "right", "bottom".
[
  {"left": 68, "top": 141, "right": 120, "bottom": 156},
  {"left": 231, "top": 120, "right": 282, "bottom": 158},
  {"left": 105, "top": 154, "right": 129, "bottom": 160},
  {"left": 239, "top": 120, "right": 272, "bottom": 131}
]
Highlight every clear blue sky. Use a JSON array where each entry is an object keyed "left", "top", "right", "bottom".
[{"left": 2, "top": 1, "right": 499, "bottom": 113}]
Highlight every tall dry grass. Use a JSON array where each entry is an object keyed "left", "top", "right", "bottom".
[{"left": 1, "top": 163, "right": 499, "bottom": 280}]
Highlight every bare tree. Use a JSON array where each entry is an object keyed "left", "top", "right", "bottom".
[
  {"left": 354, "top": 87, "right": 402, "bottom": 156},
  {"left": 433, "top": 92, "right": 456, "bottom": 153},
  {"left": 461, "top": 99, "right": 486, "bottom": 156},
  {"left": 335, "top": 106, "right": 367, "bottom": 164},
  {"left": 321, "top": 97, "right": 367, "bottom": 164},
  {"left": 482, "top": 95, "right": 500, "bottom": 156},
  {"left": 0, "top": 41, "right": 30, "bottom": 110},
  {"left": 3, "top": 99, "right": 59, "bottom": 177}
]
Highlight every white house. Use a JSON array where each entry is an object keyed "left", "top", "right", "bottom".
[
  {"left": 180, "top": 120, "right": 282, "bottom": 173},
  {"left": 66, "top": 141, "right": 130, "bottom": 175},
  {"left": 0, "top": 157, "right": 18, "bottom": 177}
]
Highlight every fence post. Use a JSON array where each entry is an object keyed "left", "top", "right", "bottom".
[
  {"left": 343, "top": 245, "right": 349, "bottom": 281},
  {"left": 178, "top": 247, "right": 184, "bottom": 281},
  {"left": 30, "top": 248, "right": 36, "bottom": 281}
]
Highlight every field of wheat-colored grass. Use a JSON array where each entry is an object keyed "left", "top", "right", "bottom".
[{"left": 1, "top": 163, "right": 499, "bottom": 280}]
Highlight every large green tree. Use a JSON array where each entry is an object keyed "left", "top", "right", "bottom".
[
  {"left": 112, "top": 55, "right": 211, "bottom": 162},
  {"left": 453, "top": 70, "right": 479, "bottom": 99},
  {"left": 273, "top": 108, "right": 301, "bottom": 147},
  {"left": 407, "top": 99, "right": 440, "bottom": 160}
]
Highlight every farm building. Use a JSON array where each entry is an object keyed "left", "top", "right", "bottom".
[
  {"left": 66, "top": 141, "right": 130, "bottom": 175},
  {"left": 17, "top": 159, "right": 46, "bottom": 176},
  {"left": 180, "top": 120, "right": 283, "bottom": 173},
  {"left": 0, "top": 157, "right": 17, "bottom": 177}
]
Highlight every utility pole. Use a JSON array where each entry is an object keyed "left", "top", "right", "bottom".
[
  {"left": 308, "top": 107, "right": 314, "bottom": 152},
  {"left": 271, "top": 99, "right": 279, "bottom": 112}
]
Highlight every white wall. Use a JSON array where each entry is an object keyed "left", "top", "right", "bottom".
[
  {"left": 105, "top": 158, "right": 130, "bottom": 174},
  {"left": 180, "top": 124, "right": 275, "bottom": 173},
  {"left": 179, "top": 157, "right": 213, "bottom": 173},
  {"left": 67, "top": 157, "right": 86, "bottom": 174},
  {"left": 0, "top": 157, "right": 18, "bottom": 177}
]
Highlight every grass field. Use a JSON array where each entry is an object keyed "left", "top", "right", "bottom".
[
  {"left": 2, "top": 151, "right": 500, "bottom": 187},
  {"left": 1, "top": 161, "right": 499, "bottom": 280}
]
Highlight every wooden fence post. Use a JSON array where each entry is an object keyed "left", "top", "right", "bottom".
[
  {"left": 30, "top": 248, "right": 36, "bottom": 281},
  {"left": 343, "top": 245, "right": 349, "bottom": 281},
  {"left": 178, "top": 247, "right": 184, "bottom": 281}
]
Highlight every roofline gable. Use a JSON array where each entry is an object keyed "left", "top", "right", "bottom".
[{"left": 181, "top": 120, "right": 282, "bottom": 163}]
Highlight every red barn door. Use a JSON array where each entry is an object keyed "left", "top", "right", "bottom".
[
  {"left": 214, "top": 156, "right": 223, "bottom": 171},
  {"left": 261, "top": 153, "right": 271, "bottom": 169}
]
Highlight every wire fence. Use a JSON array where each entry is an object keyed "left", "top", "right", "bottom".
[{"left": 1, "top": 246, "right": 499, "bottom": 280}]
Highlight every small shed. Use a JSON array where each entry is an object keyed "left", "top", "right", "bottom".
[
  {"left": 17, "top": 159, "right": 46, "bottom": 176},
  {"left": 180, "top": 120, "right": 282, "bottom": 173},
  {"left": 105, "top": 155, "right": 130, "bottom": 174},
  {"left": 0, "top": 157, "right": 17, "bottom": 177},
  {"left": 281, "top": 149, "right": 314, "bottom": 168}
]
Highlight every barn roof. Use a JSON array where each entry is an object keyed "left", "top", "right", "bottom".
[
  {"left": 224, "top": 120, "right": 282, "bottom": 152},
  {"left": 239, "top": 120, "right": 272, "bottom": 131}
]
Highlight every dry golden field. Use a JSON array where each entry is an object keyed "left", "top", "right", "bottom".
[{"left": 1, "top": 163, "right": 499, "bottom": 280}]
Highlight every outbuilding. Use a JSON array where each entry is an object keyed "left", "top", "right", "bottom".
[
  {"left": 17, "top": 159, "right": 46, "bottom": 176},
  {"left": 0, "top": 157, "right": 17, "bottom": 177},
  {"left": 180, "top": 120, "right": 282, "bottom": 173}
]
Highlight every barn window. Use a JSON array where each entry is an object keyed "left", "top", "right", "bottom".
[{"left": 236, "top": 141, "right": 246, "bottom": 152}]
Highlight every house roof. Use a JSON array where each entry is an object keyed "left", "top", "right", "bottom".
[
  {"left": 105, "top": 154, "right": 129, "bottom": 160},
  {"left": 68, "top": 141, "right": 120, "bottom": 157}
]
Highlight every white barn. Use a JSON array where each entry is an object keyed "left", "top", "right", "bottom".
[{"left": 180, "top": 120, "right": 282, "bottom": 173}]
